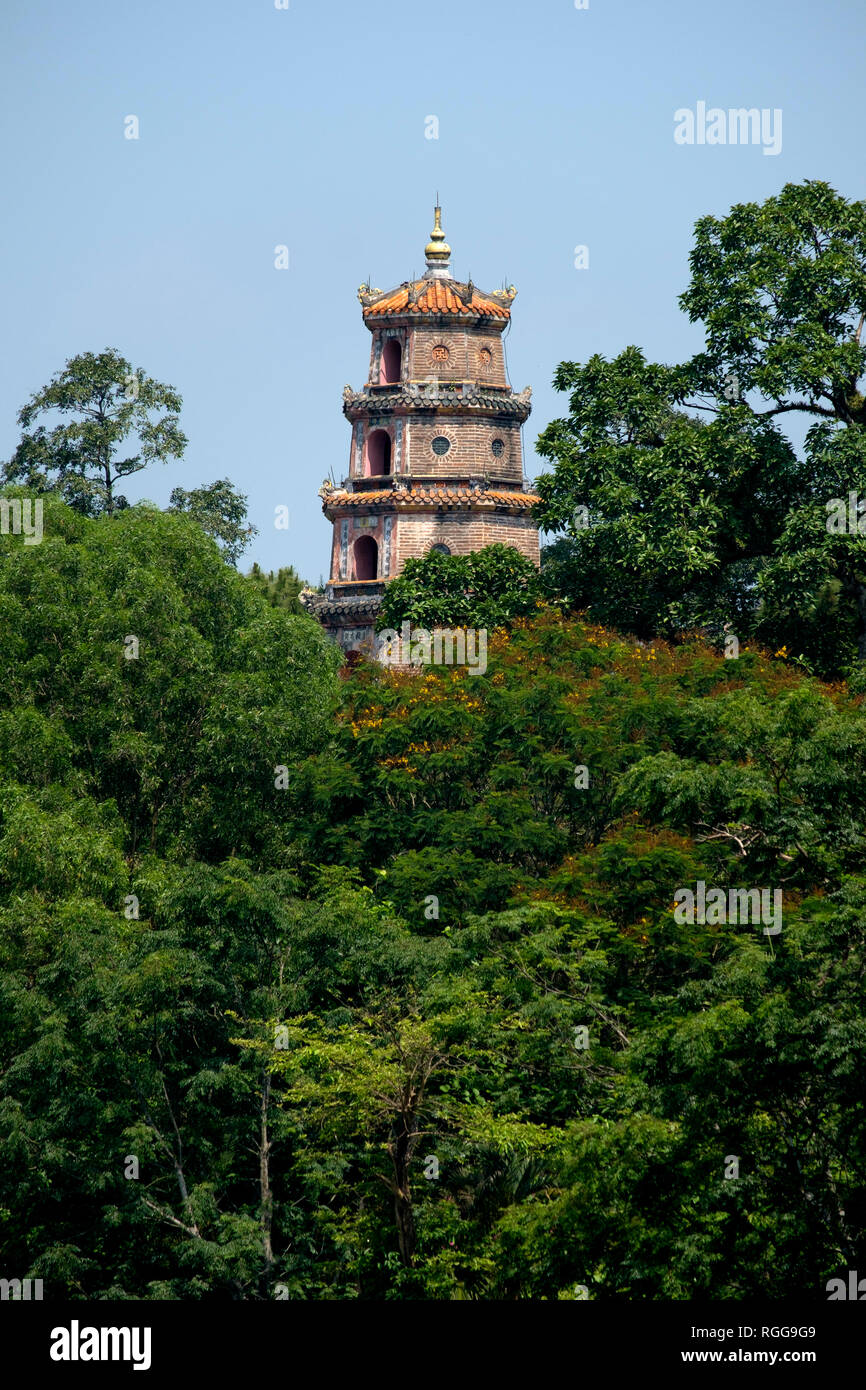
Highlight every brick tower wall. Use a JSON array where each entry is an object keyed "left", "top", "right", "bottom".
[
  {"left": 405, "top": 418, "right": 523, "bottom": 484},
  {"left": 395, "top": 512, "right": 539, "bottom": 569},
  {"left": 368, "top": 322, "right": 509, "bottom": 389},
  {"left": 406, "top": 323, "right": 508, "bottom": 388}
]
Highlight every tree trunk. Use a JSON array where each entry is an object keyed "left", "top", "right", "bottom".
[
  {"left": 855, "top": 581, "right": 866, "bottom": 661},
  {"left": 259, "top": 1070, "right": 274, "bottom": 1274},
  {"left": 393, "top": 1182, "right": 416, "bottom": 1267},
  {"left": 391, "top": 1124, "right": 417, "bottom": 1266}
]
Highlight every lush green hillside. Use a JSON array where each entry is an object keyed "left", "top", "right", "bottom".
[{"left": 1, "top": 504, "right": 863, "bottom": 1298}]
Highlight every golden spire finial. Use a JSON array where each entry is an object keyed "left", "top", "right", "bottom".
[{"left": 424, "top": 204, "right": 451, "bottom": 273}]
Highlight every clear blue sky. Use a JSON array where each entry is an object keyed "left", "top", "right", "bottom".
[{"left": 1, "top": 0, "right": 863, "bottom": 582}]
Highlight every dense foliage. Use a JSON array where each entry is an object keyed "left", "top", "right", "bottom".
[
  {"left": 245, "top": 563, "right": 307, "bottom": 614},
  {"left": 379, "top": 543, "right": 542, "bottom": 630},
  {"left": 1, "top": 500, "right": 863, "bottom": 1299}
]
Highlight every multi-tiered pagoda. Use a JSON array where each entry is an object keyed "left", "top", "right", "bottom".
[{"left": 302, "top": 208, "right": 540, "bottom": 654}]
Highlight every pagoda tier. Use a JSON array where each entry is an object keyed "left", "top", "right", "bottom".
[{"left": 342, "top": 382, "right": 532, "bottom": 422}]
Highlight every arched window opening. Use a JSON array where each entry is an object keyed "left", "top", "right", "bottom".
[
  {"left": 380, "top": 338, "right": 402, "bottom": 385},
  {"left": 354, "top": 535, "right": 378, "bottom": 581},
  {"left": 430, "top": 543, "right": 451, "bottom": 556},
  {"left": 366, "top": 429, "right": 391, "bottom": 476}
]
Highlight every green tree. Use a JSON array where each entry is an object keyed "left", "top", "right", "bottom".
[
  {"left": 679, "top": 180, "right": 866, "bottom": 426},
  {"left": 379, "top": 543, "right": 542, "bottom": 631},
  {"left": 245, "top": 563, "right": 306, "bottom": 614},
  {"left": 0, "top": 496, "right": 341, "bottom": 859},
  {"left": 534, "top": 348, "right": 805, "bottom": 639},
  {"left": 169, "top": 478, "right": 258, "bottom": 565},
  {"left": 677, "top": 180, "right": 866, "bottom": 668},
  {"left": 757, "top": 423, "right": 866, "bottom": 670},
  {"left": 2, "top": 348, "right": 187, "bottom": 515},
  {"left": 535, "top": 183, "right": 866, "bottom": 665}
]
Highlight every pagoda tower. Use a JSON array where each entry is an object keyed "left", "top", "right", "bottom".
[{"left": 302, "top": 207, "right": 540, "bottom": 654}]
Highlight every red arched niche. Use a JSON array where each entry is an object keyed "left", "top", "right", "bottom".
[
  {"left": 365, "top": 429, "right": 391, "bottom": 476},
  {"left": 354, "top": 534, "right": 378, "bottom": 581},
  {"left": 380, "top": 338, "right": 402, "bottom": 384}
]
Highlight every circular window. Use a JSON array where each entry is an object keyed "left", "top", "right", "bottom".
[
  {"left": 431, "top": 436, "right": 451, "bottom": 455},
  {"left": 491, "top": 438, "right": 505, "bottom": 457},
  {"left": 430, "top": 543, "right": 451, "bottom": 556},
  {"left": 431, "top": 344, "right": 450, "bottom": 363}
]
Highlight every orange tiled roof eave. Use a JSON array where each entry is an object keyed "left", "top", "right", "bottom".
[
  {"left": 362, "top": 278, "right": 513, "bottom": 320},
  {"left": 322, "top": 486, "right": 539, "bottom": 515}
]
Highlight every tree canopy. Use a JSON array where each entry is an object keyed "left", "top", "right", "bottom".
[
  {"left": 2, "top": 348, "right": 187, "bottom": 515},
  {"left": 1, "top": 528, "right": 863, "bottom": 1297},
  {"left": 169, "top": 478, "right": 258, "bottom": 566},
  {"left": 379, "top": 543, "right": 542, "bottom": 630},
  {"left": 533, "top": 181, "right": 866, "bottom": 675}
]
